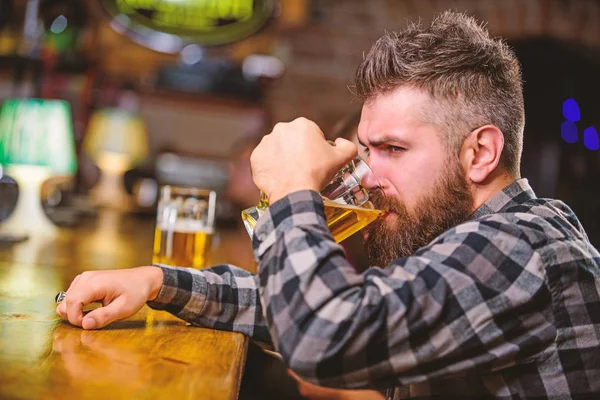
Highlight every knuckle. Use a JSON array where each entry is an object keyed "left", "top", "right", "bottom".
[
  {"left": 249, "top": 152, "right": 258, "bottom": 166},
  {"left": 85, "top": 275, "right": 99, "bottom": 287},
  {"left": 64, "top": 296, "right": 77, "bottom": 307},
  {"left": 80, "top": 271, "right": 94, "bottom": 279},
  {"left": 297, "top": 117, "right": 311, "bottom": 126}
]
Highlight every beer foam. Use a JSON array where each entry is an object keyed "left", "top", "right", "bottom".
[{"left": 158, "top": 219, "right": 214, "bottom": 233}]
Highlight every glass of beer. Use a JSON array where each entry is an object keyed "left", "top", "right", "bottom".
[
  {"left": 241, "top": 156, "right": 384, "bottom": 243},
  {"left": 153, "top": 186, "right": 217, "bottom": 269}
]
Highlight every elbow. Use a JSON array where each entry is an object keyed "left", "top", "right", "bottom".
[
  {"left": 277, "top": 338, "right": 320, "bottom": 384},
  {"left": 278, "top": 340, "right": 344, "bottom": 387},
  {"left": 284, "top": 357, "right": 325, "bottom": 386}
]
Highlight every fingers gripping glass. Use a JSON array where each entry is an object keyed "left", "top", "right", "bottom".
[{"left": 241, "top": 155, "right": 384, "bottom": 243}]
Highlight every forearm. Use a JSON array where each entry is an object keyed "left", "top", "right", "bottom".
[
  {"left": 147, "top": 263, "right": 271, "bottom": 344},
  {"left": 258, "top": 236, "right": 393, "bottom": 387},
  {"left": 254, "top": 191, "right": 392, "bottom": 388}
]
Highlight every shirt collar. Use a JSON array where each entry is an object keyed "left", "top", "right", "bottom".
[{"left": 471, "top": 178, "right": 537, "bottom": 219}]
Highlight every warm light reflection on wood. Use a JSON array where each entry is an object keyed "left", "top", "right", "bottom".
[{"left": 0, "top": 210, "right": 255, "bottom": 399}]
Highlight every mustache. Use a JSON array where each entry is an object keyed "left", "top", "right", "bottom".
[{"left": 370, "top": 191, "right": 404, "bottom": 214}]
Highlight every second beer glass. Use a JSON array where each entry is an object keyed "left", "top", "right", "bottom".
[{"left": 153, "top": 186, "right": 217, "bottom": 269}]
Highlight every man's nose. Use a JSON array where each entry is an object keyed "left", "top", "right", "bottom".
[
  {"left": 360, "top": 157, "right": 387, "bottom": 191},
  {"left": 361, "top": 171, "right": 381, "bottom": 191}
]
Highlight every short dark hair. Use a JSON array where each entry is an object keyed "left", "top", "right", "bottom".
[{"left": 354, "top": 11, "right": 525, "bottom": 178}]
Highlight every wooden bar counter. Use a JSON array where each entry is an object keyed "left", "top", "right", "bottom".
[{"left": 0, "top": 209, "right": 257, "bottom": 400}]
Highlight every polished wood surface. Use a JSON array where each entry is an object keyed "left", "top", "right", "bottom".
[{"left": 0, "top": 209, "right": 257, "bottom": 400}]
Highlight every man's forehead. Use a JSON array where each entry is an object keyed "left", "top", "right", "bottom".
[
  {"left": 357, "top": 107, "right": 415, "bottom": 146},
  {"left": 357, "top": 95, "right": 438, "bottom": 146}
]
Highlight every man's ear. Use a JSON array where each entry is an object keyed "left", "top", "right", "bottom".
[{"left": 460, "top": 125, "right": 504, "bottom": 184}]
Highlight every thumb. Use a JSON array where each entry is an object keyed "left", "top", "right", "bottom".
[
  {"left": 82, "top": 296, "right": 131, "bottom": 329},
  {"left": 333, "top": 137, "right": 358, "bottom": 165}
]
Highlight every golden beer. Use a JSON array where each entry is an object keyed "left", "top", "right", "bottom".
[
  {"left": 153, "top": 186, "right": 217, "bottom": 269},
  {"left": 241, "top": 198, "right": 383, "bottom": 243},
  {"left": 152, "top": 222, "right": 213, "bottom": 269}
]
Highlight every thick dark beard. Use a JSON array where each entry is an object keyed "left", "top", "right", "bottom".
[{"left": 363, "top": 162, "right": 474, "bottom": 267}]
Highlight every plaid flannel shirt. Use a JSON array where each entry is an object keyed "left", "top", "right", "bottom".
[{"left": 148, "top": 179, "right": 600, "bottom": 399}]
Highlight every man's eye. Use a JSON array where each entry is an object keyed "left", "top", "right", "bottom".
[{"left": 386, "top": 145, "right": 405, "bottom": 153}]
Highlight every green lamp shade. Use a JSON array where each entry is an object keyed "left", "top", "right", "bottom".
[{"left": 0, "top": 99, "right": 77, "bottom": 176}]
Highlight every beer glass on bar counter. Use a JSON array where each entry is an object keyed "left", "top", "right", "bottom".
[
  {"left": 241, "top": 156, "right": 385, "bottom": 243},
  {"left": 153, "top": 186, "right": 217, "bottom": 269}
]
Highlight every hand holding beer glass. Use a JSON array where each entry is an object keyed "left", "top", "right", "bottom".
[
  {"left": 153, "top": 186, "right": 217, "bottom": 269},
  {"left": 241, "top": 155, "right": 384, "bottom": 243}
]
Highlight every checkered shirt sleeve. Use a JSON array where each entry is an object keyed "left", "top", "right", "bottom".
[{"left": 147, "top": 263, "right": 272, "bottom": 344}]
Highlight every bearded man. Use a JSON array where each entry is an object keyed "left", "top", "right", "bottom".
[{"left": 58, "top": 11, "right": 600, "bottom": 400}]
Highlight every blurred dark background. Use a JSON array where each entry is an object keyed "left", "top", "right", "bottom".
[{"left": 0, "top": 0, "right": 599, "bottom": 246}]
